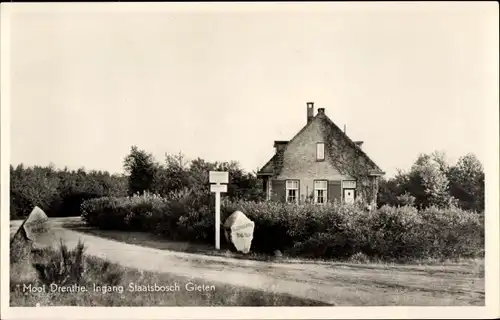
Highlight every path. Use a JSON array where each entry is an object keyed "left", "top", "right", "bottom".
[{"left": 10, "top": 218, "right": 485, "bottom": 306}]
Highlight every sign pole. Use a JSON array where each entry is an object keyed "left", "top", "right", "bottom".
[
  {"left": 209, "top": 171, "right": 228, "bottom": 251},
  {"left": 215, "top": 188, "right": 221, "bottom": 250}
]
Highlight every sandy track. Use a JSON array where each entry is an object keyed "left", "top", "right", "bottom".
[{"left": 10, "top": 218, "right": 484, "bottom": 306}]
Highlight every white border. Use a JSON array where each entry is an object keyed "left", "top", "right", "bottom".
[
  {"left": 1, "top": 2, "right": 499, "bottom": 319},
  {"left": 1, "top": 1, "right": 13, "bottom": 314}
]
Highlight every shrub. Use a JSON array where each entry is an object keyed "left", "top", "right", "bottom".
[
  {"left": 81, "top": 194, "right": 168, "bottom": 231},
  {"left": 396, "top": 192, "right": 416, "bottom": 207},
  {"left": 10, "top": 239, "right": 125, "bottom": 308},
  {"left": 82, "top": 193, "right": 484, "bottom": 262},
  {"left": 417, "top": 205, "right": 484, "bottom": 258},
  {"left": 348, "top": 252, "right": 371, "bottom": 263},
  {"left": 222, "top": 201, "right": 483, "bottom": 260},
  {"left": 33, "top": 240, "right": 86, "bottom": 286},
  {"left": 363, "top": 205, "right": 427, "bottom": 259},
  {"left": 81, "top": 189, "right": 215, "bottom": 242},
  {"left": 28, "top": 240, "right": 124, "bottom": 288},
  {"left": 221, "top": 200, "right": 294, "bottom": 254}
]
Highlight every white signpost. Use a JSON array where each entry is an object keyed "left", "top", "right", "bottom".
[{"left": 209, "top": 171, "right": 229, "bottom": 250}]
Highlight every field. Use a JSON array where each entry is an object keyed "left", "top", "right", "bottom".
[{"left": 9, "top": 217, "right": 485, "bottom": 306}]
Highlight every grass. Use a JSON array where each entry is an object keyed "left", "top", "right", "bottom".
[{"left": 9, "top": 240, "right": 331, "bottom": 307}]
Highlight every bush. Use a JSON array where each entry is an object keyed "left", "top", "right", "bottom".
[
  {"left": 33, "top": 240, "right": 87, "bottom": 286},
  {"left": 221, "top": 200, "right": 294, "bottom": 254},
  {"left": 33, "top": 240, "right": 124, "bottom": 287},
  {"left": 10, "top": 239, "right": 126, "bottom": 307},
  {"left": 417, "top": 205, "right": 484, "bottom": 258},
  {"left": 82, "top": 193, "right": 166, "bottom": 231},
  {"left": 81, "top": 189, "right": 217, "bottom": 242},
  {"left": 82, "top": 193, "right": 484, "bottom": 262},
  {"left": 226, "top": 200, "right": 483, "bottom": 260}
]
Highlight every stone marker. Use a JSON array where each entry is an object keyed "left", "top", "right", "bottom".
[
  {"left": 223, "top": 210, "right": 255, "bottom": 254},
  {"left": 10, "top": 206, "right": 55, "bottom": 265}
]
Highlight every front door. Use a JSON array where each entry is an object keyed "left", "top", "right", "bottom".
[{"left": 343, "top": 189, "right": 355, "bottom": 204}]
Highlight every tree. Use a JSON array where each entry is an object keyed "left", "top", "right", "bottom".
[
  {"left": 377, "top": 169, "right": 415, "bottom": 208},
  {"left": 158, "top": 152, "right": 192, "bottom": 194},
  {"left": 378, "top": 153, "right": 455, "bottom": 209},
  {"left": 377, "top": 178, "right": 398, "bottom": 207},
  {"left": 430, "top": 150, "right": 447, "bottom": 170},
  {"left": 123, "top": 146, "right": 158, "bottom": 195},
  {"left": 378, "top": 151, "right": 484, "bottom": 211},
  {"left": 10, "top": 164, "right": 59, "bottom": 217},
  {"left": 409, "top": 154, "right": 455, "bottom": 208},
  {"left": 448, "top": 153, "right": 485, "bottom": 212}
]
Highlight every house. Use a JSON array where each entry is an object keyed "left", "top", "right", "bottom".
[{"left": 257, "top": 102, "right": 385, "bottom": 205}]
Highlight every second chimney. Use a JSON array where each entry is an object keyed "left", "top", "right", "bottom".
[
  {"left": 354, "top": 141, "right": 364, "bottom": 149},
  {"left": 307, "top": 102, "right": 314, "bottom": 123}
]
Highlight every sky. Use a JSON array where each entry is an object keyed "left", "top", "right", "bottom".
[{"left": 5, "top": 2, "right": 499, "bottom": 178}]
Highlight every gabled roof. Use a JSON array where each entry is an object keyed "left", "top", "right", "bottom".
[
  {"left": 257, "top": 111, "right": 385, "bottom": 176},
  {"left": 258, "top": 154, "right": 277, "bottom": 175},
  {"left": 320, "top": 113, "right": 385, "bottom": 175}
]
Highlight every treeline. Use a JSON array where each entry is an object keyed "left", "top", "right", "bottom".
[
  {"left": 377, "top": 152, "right": 484, "bottom": 213},
  {"left": 10, "top": 146, "right": 264, "bottom": 219},
  {"left": 10, "top": 164, "right": 128, "bottom": 218},
  {"left": 122, "top": 146, "right": 265, "bottom": 201},
  {"left": 10, "top": 146, "right": 484, "bottom": 219}
]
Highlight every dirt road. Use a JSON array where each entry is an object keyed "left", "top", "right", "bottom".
[{"left": 10, "top": 218, "right": 484, "bottom": 306}]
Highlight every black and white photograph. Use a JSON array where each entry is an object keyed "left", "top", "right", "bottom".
[{"left": 1, "top": 2, "right": 498, "bottom": 319}]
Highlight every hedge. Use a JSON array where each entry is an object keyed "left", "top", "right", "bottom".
[
  {"left": 81, "top": 191, "right": 484, "bottom": 261},
  {"left": 221, "top": 200, "right": 484, "bottom": 260}
]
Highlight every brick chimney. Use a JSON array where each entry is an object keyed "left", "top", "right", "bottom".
[
  {"left": 307, "top": 102, "right": 314, "bottom": 123},
  {"left": 317, "top": 108, "right": 325, "bottom": 116}
]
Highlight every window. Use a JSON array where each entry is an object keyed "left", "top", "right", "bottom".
[
  {"left": 286, "top": 180, "right": 299, "bottom": 203},
  {"left": 316, "top": 143, "right": 325, "bottom": 161},
  {"left": 342, "top": 180, "right": 357, "bottom": 189},
  {"left": 314, "top": 180, "right": 328, "bottom": 204}
]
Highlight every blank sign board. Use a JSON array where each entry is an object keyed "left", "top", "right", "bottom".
[
  {"left": 210, "top": 184, "right": 227, "bottom": 193},
  {"left": 209, "top": 171, "right": 229, "bottom": 184}
]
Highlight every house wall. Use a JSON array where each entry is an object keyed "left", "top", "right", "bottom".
[{"left": 275, "top": 117, "right": 353, "bottom": 201}]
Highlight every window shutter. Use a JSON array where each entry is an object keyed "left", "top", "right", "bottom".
[
  {"left": 271, "top": 180, "right": 286, "bottom": 203},
  {"left": 328, "top": 180, "right": 342, "bottom": 204}
]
